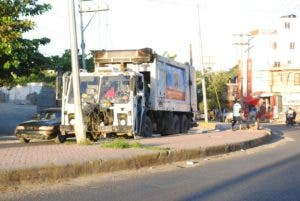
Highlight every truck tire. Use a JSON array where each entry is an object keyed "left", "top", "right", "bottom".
[
  {"left": 19, "top": 137, "right": 30, "bottom": 143},
  {"left": 172, "top": 115, "right": 180, "bottom": 134},
  {"left": 141, "top": 116, "right": 153, "bottom": 137},
  {"left": 55, "top": 132, "right": 66, "bottom": 144},
  {"left": 88, "top": 132, "right": 99, "bottom": 142},
  {"left": 180, "top": 115, "right": 190, "bottom": 133}
]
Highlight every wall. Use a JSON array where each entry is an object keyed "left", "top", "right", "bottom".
[{"left": 0, "top": 83, "right": 56, "bottom": 110}]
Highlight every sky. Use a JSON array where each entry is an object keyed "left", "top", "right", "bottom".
[{"left": 25, "top": 0, "right": 300, "bottom": 71}]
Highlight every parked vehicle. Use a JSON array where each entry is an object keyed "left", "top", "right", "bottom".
[
  {"left": 224, "top": 112, "right": 233, "bottom": 123},
  {"left": 286, "top": 113, "right": 296, "bottom": 126},
  {"left": 195, "top": 112, "right": 205, "bottom": 121},
  {"left": 14, "top": 108, "right": 62, "bottom": 143},
  {"left": 286, "top": 107, "right": 296, "bottom": 126},
  {"left": 60, "top": 48, "right": 198, "bottom": 140}
]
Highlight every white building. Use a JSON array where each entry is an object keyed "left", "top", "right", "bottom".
[{"left": 243, "top": 14, "right": 300, "bottom": 119}]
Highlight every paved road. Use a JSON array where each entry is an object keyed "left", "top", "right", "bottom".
[
  {"left": 0, "top": 103, "right": 36, "bottom": 138},
  {"left": 1, "top": 124, "right": 299, "bottom": 201}
]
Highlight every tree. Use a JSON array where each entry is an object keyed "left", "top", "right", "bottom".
[
  {"left": 0, "top": 0, "right": 51, "bottom": 86},
  {"left": 196, "top": 65, "right": 238, "bottom": 112},
  {"left": 162, "top": 51, "right": 177, "bottom": 61},
  {"left": 50, "top": 49, "right": 94, "bottom": 73}
]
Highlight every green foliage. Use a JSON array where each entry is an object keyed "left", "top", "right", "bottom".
[
  {"left": 101, "top": 139, "right": 170, "bottom": 151},
  {"left": 130, "top": 141, "right": 170, "bottom": 151},
  {"left": 196, "top": 65, "right": 238, "bottom": 111},
  {"left": 101, "top": 139, "right": 130, "bottom": 149},
  {"left": 13, "top": 70, "right": 56, "bottom": 86},
  {"left": 0, "top": 0, "right": 51, "bottom": 87},
  {"left": 50, "top": 49, "right": 94, "bottom": 73},
  {"left": 50, "top": 50, "right": 72, "bottom": 73},
  {"left": 162, "top": 51, "right": 177, "bottom": 61}
]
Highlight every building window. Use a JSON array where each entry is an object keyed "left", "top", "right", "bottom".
[
  {"left": 290, "top": 42, "right": 295, "bottom": 49},
  {"left": 285, "top": 22, "right": 290, "bottom": 29},
  {"left": 274, "top": 61, "right": 280, "bottom": 67},
  {"left": 272, "top": 42, "right": 277, "bottom": 49},
  {"left": 295, "top": 73, "right": 300, "bottom": 85},
  {"left": 288, "top": 60, "right": 292, "bottom": 64}
]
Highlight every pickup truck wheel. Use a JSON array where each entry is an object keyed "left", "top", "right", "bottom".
[
  {"left": 141, "top": 116, "right": 153, "bottom": 137},
  {"left": 180, "top": 115, "right": 189, "bottom": 133},
  {"left": 173, "top": 115, "right": 180, "bottom": 134},
  {"left": 19, "top": 137, "right": 30, "bottom": 143}
]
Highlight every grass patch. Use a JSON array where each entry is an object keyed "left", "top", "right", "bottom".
[
  {"left": 101, "top": 139, "right": 170, "bottom": 151},
  {"left": 101, "top": 139, "right": 130, "bottom": 149},
  {"left": 131, "top": 141, "right": 170, "bottom": 151}
]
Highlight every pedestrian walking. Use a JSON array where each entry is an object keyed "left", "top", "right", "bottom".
[{"left": 232, "top": 99, "right": 242, "bottom": 130}]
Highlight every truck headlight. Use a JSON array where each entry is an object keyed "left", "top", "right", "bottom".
[
  {"left": 118, "top": 113, "right": 127, "bottom": 126},
  {"left": 120, "top": 119, "right": 126, "bottom": 126},
  {"left": 69, "top": 119, "right": 75, "bottom": 125}
]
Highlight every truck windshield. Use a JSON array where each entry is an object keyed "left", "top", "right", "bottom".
[
  {"left": 100, "top": 75, "right": 131, "bottom": 104},
  {"left": 68, "top": 76, "right": 100, "bottom": 104}
]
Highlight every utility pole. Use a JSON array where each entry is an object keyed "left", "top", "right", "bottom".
[
  {"left": 203, "top": 56, "right": 221, "bottom": 119},
  {"left": 79, "top": 0, "right": 109, "bottom": 69},
  {"left": 197, "top": 4, "right": 208, "bottom": 123},
  {"left": 68, "top": 0, "right": 86, "bottom": 144},
  {"left": 232, "top": 33, "right": 251, "bottom": 102}
]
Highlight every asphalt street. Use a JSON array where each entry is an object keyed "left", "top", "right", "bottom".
[
  {"left": 1, "top": 124, "right": 299, "bottom": 201},
  {"left": 0, "top": 103, "right": 36, "bottom": 138}
]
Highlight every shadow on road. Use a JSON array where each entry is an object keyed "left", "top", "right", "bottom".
[{"left": 181, "top": 152, "right": 300, "bottom": 201}]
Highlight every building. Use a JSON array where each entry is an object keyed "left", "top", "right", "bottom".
[{"left": 239, "top": 14, "right": 300, "bottom": 120}]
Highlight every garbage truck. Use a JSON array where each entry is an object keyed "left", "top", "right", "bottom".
[{"left": 59, "top": 48, "right": 197, "bottom": 141}]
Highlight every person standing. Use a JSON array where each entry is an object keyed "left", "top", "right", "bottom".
[{"left": 232, "top": 99, "right": 242, "bottom": 130}]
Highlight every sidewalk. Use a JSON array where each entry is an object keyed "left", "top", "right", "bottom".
[{"left": 0, "top": 128, "right": 271, "bottom": 187}]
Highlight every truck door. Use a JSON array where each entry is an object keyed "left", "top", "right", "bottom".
[{"left": 131, "top": 75, "right": 144, "bottom": 135}]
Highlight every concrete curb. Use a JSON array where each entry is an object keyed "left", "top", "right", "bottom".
[{"left": 0, "top": 129, "right": 272, "bottom": 187}]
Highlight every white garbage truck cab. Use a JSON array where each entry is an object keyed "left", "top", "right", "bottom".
[{"left": 60, "top": 48, "right": 197, "bottom": 140}]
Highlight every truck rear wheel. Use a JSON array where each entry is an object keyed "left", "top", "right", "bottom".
[
  {"left": 19, "top": 137, "right": 30, "bottom": 143},
  {"left": 141, "top": 116, "right": 153, "bottom": 137},
  {"left": 180, "top": 115, "right": 190, "bottom": 133},
  {"left": 172, "top": 115, "right": 180, "bottom": 134}
]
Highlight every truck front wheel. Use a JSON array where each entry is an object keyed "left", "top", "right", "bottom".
[
  {"left": 55, "top": 132, "right": 66, "bottom": 144},
  {"left": 180, "top": 115, "right": 190, "bottom": 133},
  {"left": 141, "top": 116, "right": 153, "bottom": 137}
]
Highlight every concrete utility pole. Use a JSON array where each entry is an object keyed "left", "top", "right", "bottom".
[
  {"left": 203, "top": 56, "right": 221, "bottom": 119},
  {"left": 79, "top": 0, "right": 109, "bottom": 69},
  {"left": 233, "top": 33, "right": 252, "bottom": 102},
  {"left": 68, "top": 0, "right": 86, "bottom": 143},
  {"left": 197, "top": 4, "right": 208, "bottom": 123}
]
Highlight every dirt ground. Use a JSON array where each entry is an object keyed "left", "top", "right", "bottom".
[{"left": 0, "top": 103, "right": 36, "bottom": 137}]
